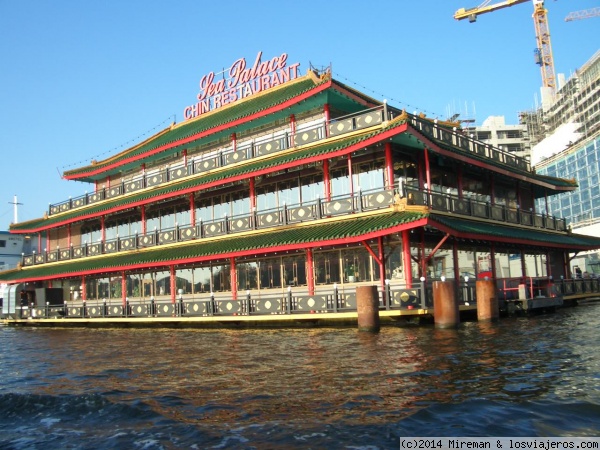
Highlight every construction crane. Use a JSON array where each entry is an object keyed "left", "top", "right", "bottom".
[
  {"left": 565, "top": 7, "right": 600, "bottom": 22},
  {"left": 454, "top": 0, "right": 556, "bottom": 94}
]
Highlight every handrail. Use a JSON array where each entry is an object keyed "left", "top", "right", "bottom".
[
  {"left": 25, "top": 187, "right": 395, "bottom": 267},
  {"left": 47, "top": 107, "right": 385, "bottom": 217},
  {"left": 403, "top": 184, "right": 567, "bottom": 232}
]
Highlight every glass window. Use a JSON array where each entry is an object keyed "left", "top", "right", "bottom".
[
  {"left": 176, "top": 207, "right": 190, "bottom": 227},
  {"left": 279, "top": 179, "right": 300, "bottom": 206},
  {"left": 314, "top": 250, "right": 340, "bottom": 285},
  {"left": 190, "top": 266, "right": 212, "bottom": 294},
  {"left": 258, "top": 257, "right": 282, "bottom": 289},
  {"left": 212, "top": 264, "right": 231, "bottom": 292},
  {"left": 300, "top": 174, "right": 324, "bottom": 203},
  {"left": 237, "top": 261, "right": 259, "bottom": 290},
  {"left": 354, "top": 161, "right": 385, "bottom": 192},
  {"left": 196, "top": 197, "right": 213, "bottom": 222},
  {"left": 282, "top": 255, "right": 306, "bottom": 287},
  {"left": 232, "top": 192, "right": 250, "bottom": 216},
  {"left": 330, "top": 167, "right": 350, "bottom": 197},
  {"left": 256, "top": 184, "right": 277, "bottom": 211}
]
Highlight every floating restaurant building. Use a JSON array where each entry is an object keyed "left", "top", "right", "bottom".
[{"left": 3, "top": 52, "right": 600, "bottom": 326}]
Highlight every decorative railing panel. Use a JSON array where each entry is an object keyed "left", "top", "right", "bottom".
[
  {"left": 125, "top": 179, "right": 143, "bottom": 193},
  {"left": 146, "top": 172, "right": 166, "bottom": 187},
  {"left": 169, "top": 166, "right": 188, "bottom": 181},
  {"left": 224, "top": 149, "right": 250, "bottom": 165},
  {"left": 179, "top": 226, "right": 198, "bottom": 241},
  {"left": 294, "top": 128, "right": 321, "bottom": 146},
  {"left": 203, "top": 220, "right": 226, "bottom": 237},
  {"left": 256, "top": 211, "right": 282, "bottom": 228},
  {"left": 322, "top": 198, "right": 353, "bottom": 216}
]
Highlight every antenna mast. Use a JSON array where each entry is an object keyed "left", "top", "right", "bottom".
[{"left": 9, "top": 195, "right": 23, "bottom": 224}]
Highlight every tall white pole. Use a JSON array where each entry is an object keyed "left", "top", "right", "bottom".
[{"left": 10, "top": 195, "right": 22, "bottom": 224}]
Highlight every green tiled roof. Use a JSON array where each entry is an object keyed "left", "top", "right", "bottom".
[
  {"left": 429, "top": 214, "right": 600, "bottom": 249},
  {"left": 427, "top": 133, "right": 578, "bottom": 191},
  {"left": 0, "top": 211, "right": 425, "bottom": 282},
  {"left": 12, "top": 119, "right": 409, "bottom": 232},
  {"left": 64, "top": 77, "right": 324, "bottom": 179}
]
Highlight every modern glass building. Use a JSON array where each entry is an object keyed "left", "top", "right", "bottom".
[{"left": 535, "top": 132, "right": 600, "bottom": 275}]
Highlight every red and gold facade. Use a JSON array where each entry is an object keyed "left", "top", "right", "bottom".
[{"left": 3, "top": 53, "right": 600, "bottom": 324}]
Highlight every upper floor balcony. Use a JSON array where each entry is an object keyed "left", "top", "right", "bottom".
[
  {"left": 45, "top": 109, "right": 533, "bottom": 218},
  {"left": 21, "top": 183, "right": 567, "bottom": 268}
]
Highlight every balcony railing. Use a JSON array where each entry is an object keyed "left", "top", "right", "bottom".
[
  {"left": 13, "top": 281, "right": 429, "bottom": 320},
  {"left": 404, "top": 184, "right": 567, "bottom": 232},
  {"left": 23, "top": 182, "right": 572, "bottom": 268},
  {"left": 46, "top": 108, "right": 534, "bottom": 218},
  {"left": 408, "top": 115, "right": 532, "bottom": 172},
  {"left": 48, "top": 106, "right": 388, "bottom": 216},
  {"left": 25, "top": 187, "right": 396, "bottom": 267}
]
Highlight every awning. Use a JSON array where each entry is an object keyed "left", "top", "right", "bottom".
[{"left": 428, "top": 214, "right": 600, "bottom": 250}]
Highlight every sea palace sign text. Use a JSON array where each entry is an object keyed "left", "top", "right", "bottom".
[{"left": 183, "top": 51, "right": 300, "bottom": 121}]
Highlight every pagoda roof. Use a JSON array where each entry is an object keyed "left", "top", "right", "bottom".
[
  {"left": 11, "top": 114, "right": 578, "bottom": 233},
  {"left": 0, "top": 211, "right": 426, "bottom": 283},
  {"left": 63, "top": 71, "right": 381, "bottom": 183},
  {"left": 4, "top": 209, "right": 600, "bottom": 284}
]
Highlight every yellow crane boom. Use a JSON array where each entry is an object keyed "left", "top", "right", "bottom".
[{"left": 454, "top": 0, "right": 556, "bottom": 93}]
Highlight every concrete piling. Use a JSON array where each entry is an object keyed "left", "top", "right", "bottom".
[
  {"left": 356, "top": 285, "right": 380, "bottom": 332},
  {"left": 476, "top": 279, "right": 499, "bottom": 321},
  {"left": 433, "top": 280, "right": 459, "bottom": 328}
]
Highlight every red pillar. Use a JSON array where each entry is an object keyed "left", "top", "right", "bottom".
[
  {"left": 67, "top": 223, "right": 72, "bottom": 248},
  {"left": 420, "top": 229, "right": 426, "bottom": 279},
  {"left": 231, "top": 133, "right": 237, "bottom": 152},
  {"left": 323, "top": 159, "right": 331, "bottom": 201},
  {"left": 453, "top": 241, "right": 460, "bottom": 288},
  {"left": 490, "top": 244, "right": 497, "bottom": 279},
  {"left": 385, "top": 142, "right": 394, "bottom": 190},
  {"left": 230, "top": 257, "right": 237, "bottom": 301},
  {"left": 101, "top": 216, "right": 106, "bottom": 242},
  {"left": 307, "top": 248, "right": 315, "bottom": 295},
  {"left": 402, "top": 230, "right": 412, "bottom": 288},
  {"left": 81, "top": 275, "right": 87, "bottom": 301},
  {"left": 290, "top": 114, "right": 296, "bottom": 146},
  {"left": 250, "top": 177, "right": 256, "bottom": 210},
  {"left": 170, "top": 266, "right": 176, "bottom": 304},
  {"left": 189, "top": 193, "right": 195, "bottom": 226},
  {"left": 141, "top": 205, "right": 147, "bottom": 234},
  {"left": 348, "top": 154, "right": 354, "bottom": 198},
  {"left": 424, "top": 147, "right": 431, "bottom": 195},
  {"left": 121, "top": 271, "right": 127, "bottom": 307},
  {"left": 324, "top": 104, "right": 330, "bottom": 137},
  {"left": 378, "top": 236, "right": 386, "bottom": 305},
  {"left": 457, "top": 165, "right": 464, "bottom": 199}
]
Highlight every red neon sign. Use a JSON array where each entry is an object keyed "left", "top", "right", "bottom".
[{"left": 183, "top": 51, "right": 300, "bottom": 121}]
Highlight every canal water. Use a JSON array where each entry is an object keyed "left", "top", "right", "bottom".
[{"left": 1, "top": 303, "right": 599, "bottom": 449}]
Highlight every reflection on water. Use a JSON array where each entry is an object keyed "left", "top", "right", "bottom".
[{"left": 1, "top": 303, "right": 600, "bottom": 448}]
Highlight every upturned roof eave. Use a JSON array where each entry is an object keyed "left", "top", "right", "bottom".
[
  {"left": 1, "top": 211, "right": 427, "bottom": 283},
  {"left": 63, "top": 73, "right": 333, "bottom": 182}
]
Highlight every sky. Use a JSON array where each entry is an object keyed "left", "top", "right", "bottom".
[{"left": 0, "top": 0, "right": 598, "bottom": 228}]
